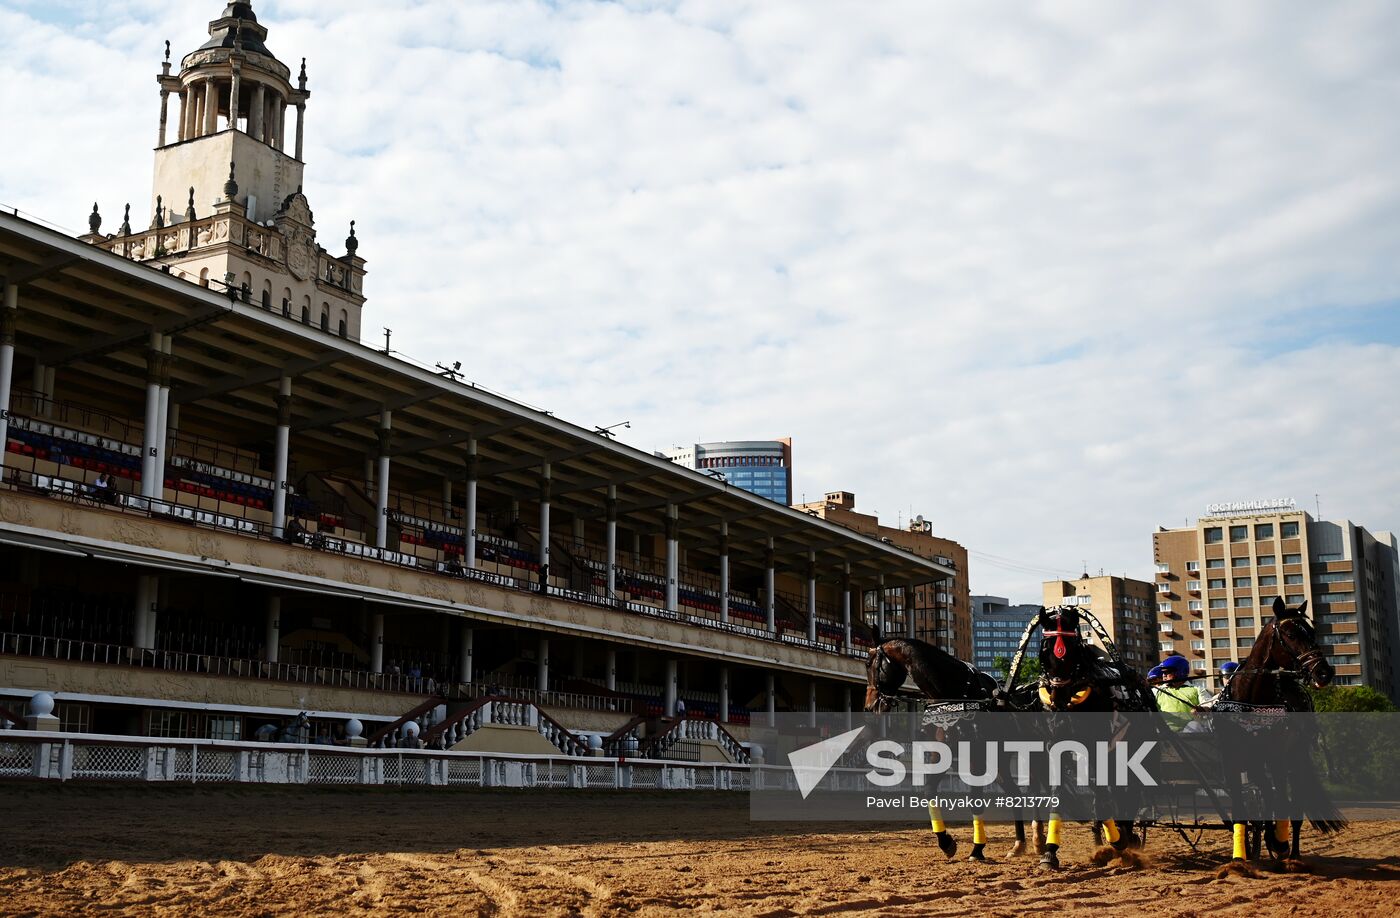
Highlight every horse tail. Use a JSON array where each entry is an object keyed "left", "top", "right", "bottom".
[{"left": 1290, "top": 757, "right": 1348, "bottom": 834}]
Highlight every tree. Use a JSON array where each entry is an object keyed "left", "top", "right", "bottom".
[
  {"left": 1308, "top": 684, "right": 1396, "bottom": 713},
  {"left": 994, "top": 654, "right": 1041, "bottom": 683}
]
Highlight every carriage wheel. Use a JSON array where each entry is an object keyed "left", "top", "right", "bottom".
[{"left": 1247, "top": 824, "right": 1263, "bottom": 861}]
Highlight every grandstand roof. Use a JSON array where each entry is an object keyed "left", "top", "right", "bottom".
[{"left": 0, "top": 208, "right": 953, "bottom": 586}]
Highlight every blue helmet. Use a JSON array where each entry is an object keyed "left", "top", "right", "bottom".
[
  {"left": 1160, "top": 655, "right": 1190, "bottom": 678},
  {"left": 1220, "top": 661, "right": 1239, "bottom": 674},
  {"left": 1147, "top": 664, "right": 1166, "bottom": 682}
]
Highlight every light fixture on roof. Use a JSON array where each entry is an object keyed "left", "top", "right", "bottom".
[
  {"left": 436, "top": 361, "right": 463, "bottom": 380},
  {"left": 595, "top": 420, "right": 631, "bottom": 438}
]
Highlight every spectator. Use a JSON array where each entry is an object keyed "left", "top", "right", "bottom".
[
  {"left": 87, "top": 472, "right": 113, "bottom": 503},
  {"left": 675, "top": 698, "right": 687, "bottom": 719},
  {"left": 445, "top": 556, "right": 463, "bottom": 576}
]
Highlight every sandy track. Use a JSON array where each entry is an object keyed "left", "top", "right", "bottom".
[{"left": 1, "top": 785, "right": 1398, "bottom": 917}]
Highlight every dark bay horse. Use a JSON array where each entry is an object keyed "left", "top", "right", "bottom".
[
  {"left": 865, "top": 637, "right": 1017, "bottom": 861},
  {"left": 1032, "top": 606, "right": 1155, "bottom": 868},
  {"left": 1215, "top": 597, "right": 1344, "bottom": 869}
]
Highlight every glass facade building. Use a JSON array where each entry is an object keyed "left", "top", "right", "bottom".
[
  {"left": 970, "top": 595, "right": 1040, "bottom": 674},
  {"left": 662, "top": 439, "right": 792, "bottom": 505}
]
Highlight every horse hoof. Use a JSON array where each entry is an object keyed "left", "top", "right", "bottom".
[
  {"left": 1038, "top": 847, "right": 1060, "bottom": 871},
  {"left": 1215, "top": 861, "right": 1258, "bottom": 879},
  {"left": 936, "top": 833, "right": 957, "bottom": 860},
  {"left": 1090, "top": 845, "right": 1117, "bottom": 867},
  {"left": 1005, "top": 841, "right": 1027, "bottom": 858},
  {"left": 1282, "top": 859, "right": 1311, "bottom": 874},
  {"left": 967, "top": 844, "right": 986, "bottom": 862}
]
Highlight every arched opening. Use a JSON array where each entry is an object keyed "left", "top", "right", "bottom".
[
  {"left": 199, "top": 268, "right": 210, "bottom": 288},
  {"left": 301, "top": 305, "right": 310, "bottom": 324},
  {"left": 319, "top": 305, "right": 330, "bottom": 332},
  {"left": 338, "top": 310, "right": 348, "bottom": 338},
  {"left": 282, "top": 289, "right": 292, "bottom": 317},
  {"left": 262, "top": 280, "right": 273, "bottom": 310}
]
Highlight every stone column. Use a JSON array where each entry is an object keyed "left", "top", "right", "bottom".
[
  {"left": 766, "top": 672, "right": 777, "bottom": 727},
  {"left": 463, "top": 442, "right": 478, "bottom": 568},
  {"left": 664, "top": 659, "right": 678, "bottom": 717},
  {"left": 228, "top": 67, "right": 241, "bottom": 133},
  {"left": 374, "top": 409, "right": 391, "bottom": 549},
  {"left": 177, "top": 88, "right": 189, "bottom": 142},
  {"left": 295, "top": 102, "right": 306, "bottom": 160},
  {"left": 140, "top": 332, "right": 163, "bottom": 498},
  {"left": 604, "top": 485, "right": 617, "bottom": 598},
  {"left": 605, "top": 648, "right": 617, "bottom": 692},
  {"left": 155, "top": 336, "right": 172, "bottom": 498},
  {"left": 537, "top": 465, "right": 551, "bottom": 585},
  {"left": 370, "top": 612, "right": 385, "bottom": 674},
  {"left": 251, "top": 83, "right": 265, "bottom": 141},
  {"left": 202, "top": 79, "right": 217, "bottom": 135},
  {"left": 265, "top": 596, "right": 281, "bottom": 664},
  {"left": 806, "top": 550, "right": 818, "bottom": 643},
  {"left": 664, "top": 504, "right": 679, "bottom": 613},
  {"left": 719, "top": 665, "right": 730, "bottom": 724},
  {"left": 158, "top": 89, "right": 170, "bottom": 147},
  {"left": 719, "top": 522, "right": 730, "bottom": 624},
  {"left": 278, "top": 99, "right": 287, "bottom": 151},
  {"left": 0, "top": 285, "right": 16, "bottom": 470},
  {"left": 764, "top": 538, "right": 776, "bottom": 633},
  {"left": 459, "top": 626, "right": 473, "bottom": 684},
  {"left": 536, "top": 636, "right": 550, "bottom": 692},
  {"left": 271, "top": 376, "right": 291, "bottom": 538}
]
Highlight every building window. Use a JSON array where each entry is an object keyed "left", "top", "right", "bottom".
[
  {"left": 1155, "top": 562, "right": 1170, "bottom": 573},
  {"left": 338, "top": 310, "right": 348, "bottom": 338},
  {"left": 1186, "top": 561, "right": 1200, "bottom": 572},
  {"left": 261, "top": 289, "right": 272, "bottom": 309},
  {"left": 1315, "top": 572, "right": 1353, "bottom": 584},
  {"left": 1233, "top": 577, "right": 1251, "bottom": 588},
  {"left": 1255, "top": 523, "right": 1274, "bottom": 539},
  {"left": 1318, "top": 592, "right": 1355, "bottom": 604},
  {"left": 146, "top": 710, "right": 188, "bottom": 738},
  {"left": 1206, "top": 558, "right": 1225, "bottom": 569},
  {"left": 1160, "top": 641, "right": 1175, "bottom": 651},
  {"left": 1283, "top": 553, "right": 1302, "bottom": 565},
  {"left": 1157, "top": 602, "right": 1172, "bottom": 613},
  {"left": 1187, "top": 580, "right": 1201, "bottom": 591},
  {"left": 1189, "top": 621, "right": 1205, "bottom": 632},
  {"left": 1212, "top": 638, "right": 1231, "bottom": 648},
  {"left": 1316, "top": 552, "right": 1343, "bottom": 562},
  {"left": 208, "top": 716, "right": 242, "bottom": 741},
  {"left": 1210, "top": 618, "right": 1229, "bottom": 629},
  {"left": 57, "top": 702, "right": 91, "bottom": 733},
  {"left": 1157, "top": 582, "right": 1171, "bottom": 593},
  {"left": 1236, "top": 617, "right": 1255, "bottom": 629},
  {"left": 1188, "top": 600, "right": 1203, "bottom": 611},
  {"left": 1258, "top": 576, "right": 1277, "bottom": 587},
  {"left": 1235, "top": 596, "right": 1252, "bottom": 608},
  {"left": 1286, "top": 593, "right": 1305, "bottom": 604},
  {"left": 1209, "top": 599, "right": 1227, "bottom": 610},
  {"left": 1285, "top": 574, "right": 1304, "bottom": 585},
  {"left": 1257, "top": 555, "right": 1275, "bottom": 567},
  {"left": 1205, "top": 528, "right": 1223, "bottom": 544},
  {"left": 1231, "top": 556, "right": 1250, "bottom": 567},
  {"left": 1190, "top": 640, "right": 1205, "bottom": 651},
  {"left": 301, "top": 305, "right": 310, "bottom": 324},
  {"left": 1159, "top": 622, "right": 1175, "bottom": 633},
  {"left": 1230, "top": 526, "right": 1248, "bottom": 542},
  {"left": 1281, "top": 522, "right": 1300, "bottom": 538},
  {"left": 1238, "top": 635, "right": 1255, "bottom": 647},
  {"left": 1208, "top": 579, "right": 1225, "bottom": 589}
]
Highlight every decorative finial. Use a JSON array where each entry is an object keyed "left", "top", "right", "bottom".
[
  {"left": 224, "top": 161, "right": 239, "bottom": 199},
  {"left": 120, "top": 203, "right": 132, "bottom": 237},
  {"left": 299, "top": 58, "right": 308, "bottom": 90},
  {"left": 164, "top": 40, "right": 171, "bottom": 62},
  {"left": 345, "top": 220, "right": 358, "bottom": 256},
  {"left": 185, "top": 187, "right": 197, "bottom": 222},
  {"left": 88, "top": 203, "right": 102, "bottom": 235},
  {"left": 151, "top": 194, "right": 164, "bottom": 230}
]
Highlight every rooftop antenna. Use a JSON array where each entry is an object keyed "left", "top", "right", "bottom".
[
  {"left": 594, "top": 421, "right": 631, "bottom": 438},
  {"left": 382, "top": 327, "right": 392, "bottom": 354},
  {"left": 1315, "top": 493, "right": 1321, "bottom": 520}
]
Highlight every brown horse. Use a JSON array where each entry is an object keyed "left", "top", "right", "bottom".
[
  {"left": 864, "top": 637, "right": 1019, "bottom": 861},
  {"left": 1216, "top": 597, "right": 1344, "bottom": 868}
]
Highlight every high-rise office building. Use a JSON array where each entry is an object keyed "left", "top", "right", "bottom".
[
  {"left": 970, "top": 595, "right": 1040, "bottom": 673},
  {"left": 663, "top": 439, "right": 792, "bottom": 504}
]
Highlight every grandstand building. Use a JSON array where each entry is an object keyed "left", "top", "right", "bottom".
[{"left": 0, "top": 3, "right": 954, "bottom": 755}]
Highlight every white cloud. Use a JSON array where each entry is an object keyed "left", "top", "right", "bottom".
[{"left": 2, "top": 0, "right": 1398, "bottom": 601}]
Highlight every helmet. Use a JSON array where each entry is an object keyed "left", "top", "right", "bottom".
[
  {"left": 1160, "top": 655, "right": 1190, "bottom": 678},
  {"left": 1220, "top": 661, "right": 1239, "bottom": 674},
  {"left": 1147, "top": 664, "right": 1166, "bottom": 682}
]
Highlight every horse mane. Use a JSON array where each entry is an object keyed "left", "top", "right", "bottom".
[{"left": 875, "top": 637, "right": 985, "bottom": 701}]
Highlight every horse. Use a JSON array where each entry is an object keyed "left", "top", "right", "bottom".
[
  {"left": 253, "top": 711, "right": 311, "bottom": 744},
  {"left": 1214, "top": 597, "right": 1344, "bottom": 871},
  {"left": 865, "top": 636, "right": 1022, "bottom": 861},
  {"left": 1030, "top": 605, "right": 1155, "bottom": 869}
]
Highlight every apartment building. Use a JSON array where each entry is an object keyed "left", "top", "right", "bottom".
[{"left": 1042, "top": 575, "right": 1159, "bottom": 673}]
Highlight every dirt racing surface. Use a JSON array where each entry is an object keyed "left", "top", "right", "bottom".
[{"left": 1, "top": 785, "right": 1397, "bottom": 917}]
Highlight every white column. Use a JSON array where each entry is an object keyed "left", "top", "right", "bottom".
[
  {"left": 538, "top": 464, "right": 551, "bottom": 583},
  {"left": 842, "top": 564, "right": 852, "bottom": 651},
  {"left": 766, "top": 672, "right": 777, "bottom": 727},
  {"left": 177, "top": 88, "right": 189, "bottom": 142},
  {"left": 605, "top": 648, "right": 617, "bottom": 692},
  {"left": 374, "top": 409, "right": 391, "bottom": 549},
  {"left": 807, "top": 550, "right": 818, "bottom": 643},
  {"left": 155, "top": 336, "right": 172, "bottom": 497},
  {"left": 765, "top": 537, "right": 776, "bottom": 632},
  {"left": 265, "top": 596, "right": 281, "bottom": 664},
  {"left": 140, "top": 332, "right": 162, "bottom": 498},
  {"left": 0, "top": 284, "right": 16, "bottom": 469},
  {"left": 133, "top": 575, "right": 154, "bottom": 650},
  {"left": 877, "top": 576, "right": 887, "bottom": 638},
  {"left": 537, "top": 636, "right": 550, "bottom": 692},
  {"left": 719, "top": 522, "right": 730, "bottom": 624},
  {"left": 459, "top": 626, "right": 473, "bottom": 684},
  {"left": 441, "top": 476, "right": 452, "bottom": 507},
  {"left": 605, "top": 485, "right": 617, "bottom": 598},
  {"left": 228, "top": 67, "right": 241, "bottom": 132},
  {"left": 251, "top": 83, "right": 265, "bottom": 141},
  {"left": 202, "top": 79, "right": 217, "bottom": 135},
  {"left": 665, "top": 659, "right": 678, "bottom": 717},
  {"left": 464, "top": 441, "right": 478, "bottom": 568},
  {"left": 277, "top": 98, "right": 287, "bottom": 150},
  {"left": 665, "top": 503, "right": 679, "bottom": 613},
  {"left": 271, "top": 376, "right": 291, "bottom": 538},
  {"left": 158, "top": 89, "right": 170, "bottom": 147},
  {"left": 719, "top": 665, "right": 730, "bottom": 724},
  {"left": 370, "top": 612, "right": 384, "bottom": 674}
]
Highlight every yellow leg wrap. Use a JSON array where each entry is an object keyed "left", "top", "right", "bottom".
[
  {"left": 1046, "top": 814, "right": 1062, "bottom": 847},
  {"left": 1232, "top": 822, "right": 1248, "bottom": 861},
  {"left": 1274, "top": 820, "right": 1291, "bottom": 844},
  {"left": 1102, "top": 819, "right": 1121, "bottom": 845},
  {"left": 972, "top": 817, "right": 987, "bottom": 845},
  {"left": 928, "top": 803, "right": 945, "bottom": 834}
]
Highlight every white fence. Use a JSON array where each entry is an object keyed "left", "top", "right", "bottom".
[{"left": 0, "top": 731, "right": 752, "bottom": 791}]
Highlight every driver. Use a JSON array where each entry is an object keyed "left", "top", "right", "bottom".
[{"left": 1149, "top": 655, "right": 1201, "bottom": 731}]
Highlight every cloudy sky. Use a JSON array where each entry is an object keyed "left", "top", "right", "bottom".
[{"left": 3, "top": 0, "right": 1398, "bottom": 600}]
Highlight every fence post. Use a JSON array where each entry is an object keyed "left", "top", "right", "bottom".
[
  {"left": 59, "top": 740, "right": 73, "bottom": 781},
  {"left": 191, "top": 745, "right": 198, "bottom": 784}
]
